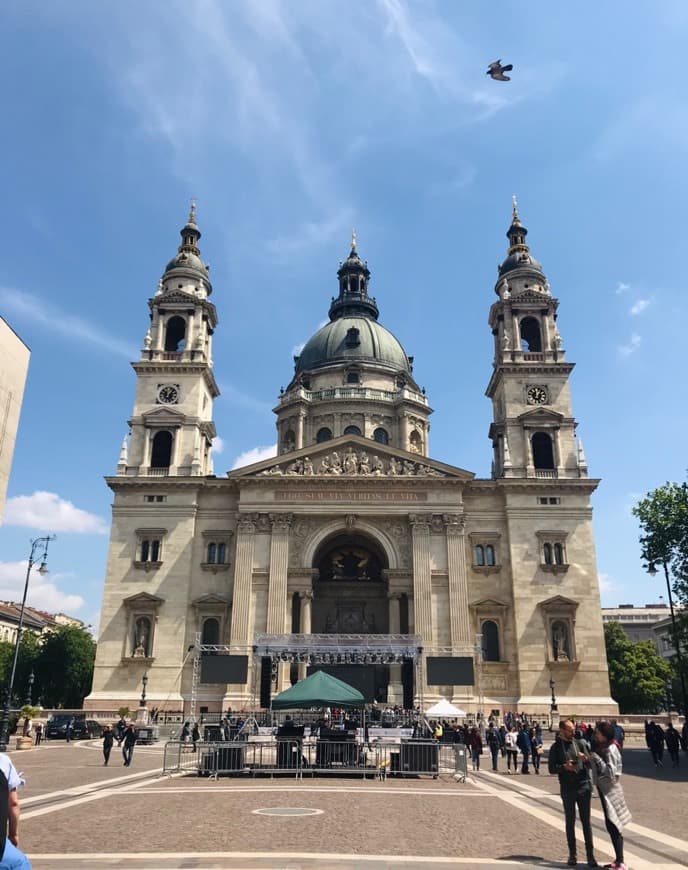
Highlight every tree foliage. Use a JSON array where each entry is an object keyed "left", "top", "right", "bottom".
[{"left": 604, "top": 621, "right": 671, "bottom": 713}]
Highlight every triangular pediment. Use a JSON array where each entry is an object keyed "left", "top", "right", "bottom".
[
  {"left": 227, "top": 435, "right": 474, "bottom": 481},
  {"left": 470, "top": 597, "right": 509, "bottom": 612},
  {"left": 517, "top": 407, "right": 564, "bottom": 424},
  {"left": 123, "top": 592, "right": 164, "bottom": 607},
  {"left": 511, "top": 287, "right": 552, "bottom": 304},
  {"left": 191, "top": 593, "right": 230, "bottom": 609},
  {"left": 538, "top": 595, "right": 578, "bottom": 610},
  {"left": 141, "top": 406, "right": 186, "bottom": 426},
  {"left": 156, "top": 289, "right": 198, "bottom": 305}
]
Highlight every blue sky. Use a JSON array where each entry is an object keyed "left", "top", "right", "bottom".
[{"left": 0, "top": 1, "right": 685, "bottom": 630}]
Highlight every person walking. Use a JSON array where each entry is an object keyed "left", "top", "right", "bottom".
[
  {"left": 121, "top": 724, "right": 137, "bottom": 767},
  {"left": 665, "top": 724, "right": 681, "bottom": 768},
  {"left": 65, "top": 719, "right": 73, "bottom": 743},
  {"left": 486, "top": 723, "right": 501, "bottom": 772},
  {"left": 516, "top": 724, "right": 532, "bottom": 774},
  {"left": 505, "top": 726, "right": 519, "bottom": 774},
  {"left": 33, "top": 724, "right": 42, "bottom": 747},
  {"left": 591, "top": 720, "right": 631, "bottom": 870},
  {"left": 102, "top": 725, "right": 114, "bottom": 766},
  {"left": 530, "top": 726, "right": 543, "bottom": 774},
  {"left": 468, "top": 726, "right": 483, "bottom": 771},
  {"left": 191, "top": 722, "right": 200, "bottom": 752},
  {"left": 646, "top": 721, "right": 665, "bottom": 767},
  {"left": 548, "top": 719, "right": 598, "bottom": 867},
  {"left": 0, "top": 751, "right": 31, "bottom": 869}
]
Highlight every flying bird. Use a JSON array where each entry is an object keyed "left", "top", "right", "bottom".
[{"left": 486, "top": 60, "right": 513, "bottom": 81}]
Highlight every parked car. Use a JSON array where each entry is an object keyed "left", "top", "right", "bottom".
[
  {"left": 71, "top": 719, "right": 103, "bottom": 739},
  {"left": 46, "top": 715, "right": 75, "bottom": 739}
]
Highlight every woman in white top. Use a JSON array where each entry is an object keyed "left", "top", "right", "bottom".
[
  {"left": 0, "top": 752, "right": 31, "bottom": 869},
  {"left": 591, "top": 720, "right": 631, "bottom": 870}
]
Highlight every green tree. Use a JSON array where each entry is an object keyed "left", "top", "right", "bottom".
[
  {"left": 604, "top": 622, "right": 671, "bottom": 713},
  {"left": 34, "top": 625, "right": 96, "bottom": 708},
  {"left": 633, "top": 481, "right": 688, "bottom": 711}
]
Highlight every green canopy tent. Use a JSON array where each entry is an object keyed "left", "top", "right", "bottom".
[{"left": 271, "top": 670, "right": 365, "bottom": 711}]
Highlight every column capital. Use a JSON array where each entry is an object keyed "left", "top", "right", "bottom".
[
  {"left": 300, "top": 590, "right": 314, "bottom": 601},
  {"left": 237, "top": 515, "right": 257, "bottom": 535},
  {"left": 409, "top": 512, "right": 431, "bottom": 533},
  {"left": 269, "top": 512, "right": 293, "bottom": 533},
  {"left": 387, "top": 591, "right": 402, "bottom": 601},
  {"left": 443, "top": 513, "right": 466, "bottom": 535}
]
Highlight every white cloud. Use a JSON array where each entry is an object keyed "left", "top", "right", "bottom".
[
  {"left": 616, "top": 281, "right": 631, "bottom": 294},
  {"left": 598, "top": 572, "right": 614, "bottom": 594},
  {"left": 2, "top": 492, "right": 109, "bottom": 535},
  {"left": 0, "top": 287, "right": 137, "bottom": 359},
  {"left": 265, "top": 209, "right": 355, "bottom": 261},
  {"left": 231, "top": 444, "right": 277, "bottom": 469},
  {"left": 618, "top": 333, "right": 642, "bottom": 357},
  {"left": 0, "top": 562, "right": 84, "bottom": 613},
  {"left": 211, "top": 436, "right": 225, "bottom": 455},
  {"left": 629, "top": 298, "right": 651, "bottom": 316}
]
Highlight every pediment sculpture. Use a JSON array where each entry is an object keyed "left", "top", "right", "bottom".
[{"left": 259, "top": 448, "right": 446, "bottom": 478}]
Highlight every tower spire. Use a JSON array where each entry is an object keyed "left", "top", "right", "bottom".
[{"left": 329, "top": 235, "right": 378, "bottom": 322}]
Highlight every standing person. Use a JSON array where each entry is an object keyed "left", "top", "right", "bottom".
[
  {"left": 468, "top": 726, "right": 483, "bottom": 771},
  {"left": 180, "top": 721, "right": 191, "bottom": 747},
  {"left": 33, "top": 724, "right": 42, "bottom": 747},
  {"left": 102, "top": 725, "right": 114, "bottom": 766},
  {"left": 505, "top": 726, "right": 519, "bottom": 774},
  {"left": 121, "top": 724, "right": 137, "bottom": 767},
  {"left": 591, "top": 720, "right": 631, "bottom": 870},
  {"left": 665, "top": 724, "right": 681, "bottom": 768},
  {"left": 548, "top": 719, "right": 598, "bottom": 868},
  {"left": 516, "top": 724, "right": 532, "bottom": 774},
  {"left": 116, "top": 717, "right": 126, "bottom": 747},
  {"left": 191, "top": 722, "right": 200, "bottom": 752},
  {"left": 65, "top": 719, "right": 73, "bottom": 743},
  {"left": 646, "top": 721, "right": 665, "bottom": 767},
  {"left": 0, "top": 751, "right": 31, "bottom": 869},
  {"left": 682, "top": 719, "right": 688, "bottom": 753},
  {"left": 529, "top": 726, "right": 543, "bottom": 774},
  {"left": 486, "top": 722, "right": 501, "bottom": 772}
]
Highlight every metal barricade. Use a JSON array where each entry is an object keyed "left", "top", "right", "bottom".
[
  {"left": 162, "top": 740, "right": 202, "bottom": 775},
  {"left": 303, "top": 738, "right": 371, "bottom": 777}
]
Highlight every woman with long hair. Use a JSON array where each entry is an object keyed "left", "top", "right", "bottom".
[{"left": 591, "top": 720, "right": 631, "bottom": 870}]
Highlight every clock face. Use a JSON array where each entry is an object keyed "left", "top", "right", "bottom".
[
  {"left": 157, "top": 384, "right": 179, "bottom": 405},
  {"left": 526, "top": 385, "right": 548, "bottom": 405}
]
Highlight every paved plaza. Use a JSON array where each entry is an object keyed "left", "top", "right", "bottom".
[{"left": 7, "top": 739, "right": 687, "bottom": 869}]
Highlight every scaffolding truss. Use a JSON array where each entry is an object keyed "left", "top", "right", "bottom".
[{"left": 253, "top": 633, "right": 422, "bottom": 663}]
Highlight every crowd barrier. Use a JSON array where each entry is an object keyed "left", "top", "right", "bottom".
[{"left": 162, "top": 738, "right": 468, "bottom": 781}]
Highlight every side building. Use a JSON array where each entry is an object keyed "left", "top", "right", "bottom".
[
  {"left": 0, "top": 317, "right": 30, "bottom": 523},
  {"left": 86, "top": 203, "right": 616, "bottom": 717}
]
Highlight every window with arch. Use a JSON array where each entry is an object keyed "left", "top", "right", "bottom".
[
  {"left": 201, "top": 530, "right": 232, "bottom": 572},
  {"left": 206, "top": 542, "right": 227, "bottom": 564},
  {"left": 151, "top": 431, "right": 173, "bottom": 468},
  {"left": 532, "top": 432, "right": 555, "bottom": 469},
  {"left": 134, "top": 527, "right": 166, "bottom": 569},
  {"left": 482, "top": 620, "right": 500, "bottom": 662},
  {"left": 316, "top": 427, "right": 333, "bottom": 443},
  {"left": 202, "top": 617, "right": 220, "bottom": 646},
  {"left": 537, "top": 532, "right": 568, "bottom": 572},
  {"left": 373, "top": 428, "right": 389, "bottom": 444},
  {"left": 475, "top": 545, "right": 485, "bottom": 566},
  {"left": 471, "top": 535, "right": 500, "bottom": 570},
  {"left": 281, "top": 430, "right": 295, "bottom": 454},
  {"left": 164, "top": 315, "right": 186, "bottom": 352},
  {"left": 409, "top": 430, "right": 422, "bottom": 454},
  {"left": 343, "top": 425, "right": 361, "bottom": 436},
  {"left": 519, "top": 316, "right": 542, "bottom": 352}
]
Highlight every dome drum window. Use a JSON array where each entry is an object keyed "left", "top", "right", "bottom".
[
  {"left": 345, "top": 327, "right": 361, "bottom": 348},
  {"left": 316, "top": 427, "right": 333, "bottom": 443}
]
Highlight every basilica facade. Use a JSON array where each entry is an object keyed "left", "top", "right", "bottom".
[{"left": 86, "top": 203, "right": 616, "bottom": 716}]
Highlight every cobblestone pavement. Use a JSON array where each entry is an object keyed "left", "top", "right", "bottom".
[{"left": 8, "top": 741, "right": 688, "bottom": 869}]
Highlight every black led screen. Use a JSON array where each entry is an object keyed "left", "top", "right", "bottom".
[
  {"left": 425, "top": 656, "right": 474, "bottom": 686},
  {"left": 200, "top": 654, "right": 249, "bottom": 684}
]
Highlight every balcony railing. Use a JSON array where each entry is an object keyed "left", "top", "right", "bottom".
[
  {"left": 281, "top": 386, "right": 428, "bottom": 406},
  {"left": 534, "top": 469, "right": 558, "bottom": 479},
  {"left": 523, "top": 352, "right": 545, "bottom": 362}
]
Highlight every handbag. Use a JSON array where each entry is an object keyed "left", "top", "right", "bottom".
[{"left": 536, "top": 745, "right": 543, "bottom": 755}]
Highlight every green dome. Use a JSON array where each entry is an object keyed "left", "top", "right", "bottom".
[
  {"left": 164, "top": 250, "right": 208, "bottom": 275},
  {"left": 296, "top": 316, "right": 411, "bottom": 373}
]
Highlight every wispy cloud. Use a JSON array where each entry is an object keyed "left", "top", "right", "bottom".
[
  {"left": 231, "top": 444, "right": 277, "bottom": 469},
  {"left": 0, "top": 561, "right": 84, "bottom": 613},
  {"left": 211, "top": 436, "right": 225, "bottom": 455},
  {"left": 266, "top": 210, "right": 355, "bottom": 261},
  {"left": 2, "top": 491, "right": 109, "bottom": 535},
  {"left": 0, "top": 287, "right": 136, "bottom": 359},
  {"left": 616, "top": 281, "right": 631, "bottom": 294},
  {"left": 629, "top": 298, "right": 651, "bottom": 316},
  {"left": 218, "top": 383, "right": 273, "bottom": 416},
  {"left": 618, "top": 333, "right": 642, "bottom": 357}
]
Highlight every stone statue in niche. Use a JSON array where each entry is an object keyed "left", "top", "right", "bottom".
[
  {"left": 552, "top": 621, "right": 570, "bottom": 661},
  {"left": 133, "top": 617, "right": 150, "bottom": 657}
]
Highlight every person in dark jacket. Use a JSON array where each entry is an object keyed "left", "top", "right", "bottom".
[
  {"left": 467, "top": 727, "right": 483, "bottom": 771},
  {"left": 529, "top": 726, "right": 542, "bottom": 774},
  {"left": 549, "top": 719, "right": 598, "bottom": 867},
  {"left": 486, "top": 724, "right": 501, "bottom": 771},
  {"left": 191, "top": 722, "right": 200, "bottom": 751},
  {"left": 122, "top": 724, "right": 137, "bottom": 767},
  {"left": 646, "top": 721, "right": 665, "bottom": 767},
  {"left": 102, "top": 725, "right": 114, "bottom": 766},
  {"left": 665, "top": 724, "right": 681, "bottom": 768},
  {"left": 516, "top": 725, "right": 531, "bottom": 774}
]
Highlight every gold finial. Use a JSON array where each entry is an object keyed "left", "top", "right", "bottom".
[
  {"left": 188, "top": 198, "right": 197, "bottom": 223},
  {"left": 351, "top": 228, "right": 357, "bottom": 251},
  {"left": 512, "top": 194, "right": 519, "bottom": 221}
]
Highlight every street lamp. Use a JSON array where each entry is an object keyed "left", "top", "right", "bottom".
[
  {"left": 140, "top": 671, "right": 148, "bottom": 708},
  {"left": 0, "top": 535, "right": 55, "bottom": 751},
  {"left": 24, "top": 670, "right": 34, "bottom": 708},
  {"left": 648, "top": 561, "right": 687, "bottom": 716},
  {"left": 549, "top": 676, "right": 558, "bottom": 713}
]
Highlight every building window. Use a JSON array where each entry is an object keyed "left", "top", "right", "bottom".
[
  {"left": 140, "top": 539, "right": 161, "bottom": 562},
  {"left": 373, "top": 428, "right": 389, "bottom": 444},
  {"left": 344, "top": 425, "right": 361, "bottom": 436},
  {"left": 151, "top": 431, "right": 173, "bottom": 468},
  {"left": 519, "top": 316, "right": 542, "bottom": 352},
  {"left": 538, "top": 496, "right": 561, "bottom": 505},
  {"left": 316, "top": 427, "right": 333, "bottom": 442},
  {"left": 532, "top": 432, "right": 555, "bottom": 469},
  {"left": 346, "top": 372, "right": 360, "bottom": 384},
  {"left": 206, "top": 542, "right": 227, "bottom": 564},
  {"left": 281, "top": 430, "right": 295, "bottom": 454},
  {"left": 482, "top": 620, "right": 500, "bottom": 662},
  {"left": 144, "top": 495, "right": 166, "bottom": 503},
  {"left": 473, "top": 543, "right": 497, "bottom": 568},
  {"left": 475, "top": 545, "right": 485, "bottom": 566},
  {"left": 164, "top": 315, "right": 186, "bottom": 352},
  {"left": 202, "top": 617, "right": 220, "bottom": 646}
]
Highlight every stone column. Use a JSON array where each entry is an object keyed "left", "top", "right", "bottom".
[
  {"left": 229, "top": 516, "right": 256, "bottom": 647},
  {"left": 295, "top": 412, "right": 305, "bottom": 450},
  {"left": 298, "top": 591, "right": 313, "bottom": 680},
  {"left": 266, "top": 514, "right": 292, "bottom": 634},
  {"left": 410, "top": 515, "right": 433, "bottom": 644},
  {"left": 445, "top": 514, "right": 471, "bottom": 648},
  {"left": 387, "top": 592, "right": 403, "bottom": 703}
]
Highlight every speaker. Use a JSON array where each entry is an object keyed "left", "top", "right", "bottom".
[
  {"left": 401, "top": 659, "right": 414, "bottom": 710},
  {"left": 260, "top": 656, "right": 272, "bottom": 709}
]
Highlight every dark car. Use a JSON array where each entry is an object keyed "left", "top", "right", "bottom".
[
  {"left": 46, "top": 715, "right": 75, "bottom": 739},
  {"left": 71, "top": 719, "right": 103, "bottom": 739}
]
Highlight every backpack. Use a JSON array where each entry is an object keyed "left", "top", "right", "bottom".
[
  {"left": 548, "top": 738, "right": 561, "bottom": 775},
  {"left": 0, "top": 767, "right": 9, "bottom": 859}
]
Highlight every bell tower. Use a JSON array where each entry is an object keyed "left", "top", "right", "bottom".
[
  {"left": 486, "top": 199, "right": 587, "bottom": 480},
  {"left": 120, "top": 204, "right": 220, "bottom": 477}
]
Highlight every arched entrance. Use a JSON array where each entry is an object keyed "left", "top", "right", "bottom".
[{"left": 310, "top": 533, "right": 390, "bottom": 702}]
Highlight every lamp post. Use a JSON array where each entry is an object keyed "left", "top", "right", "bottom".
[
  {"left": 24, "top": 671, "right": 34, "bottom": 708},
  {"left": 140, "top": 671, "right": 148, "bottom": 708},
  {"left": 0, "top": 535, "right": 55, "bottom": 751},
  {"left": 549, "top": 676, "right": 558, "bottom": 728},
  {"left": 649, "top": 561, "right": 687, "bottom": 716}
]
